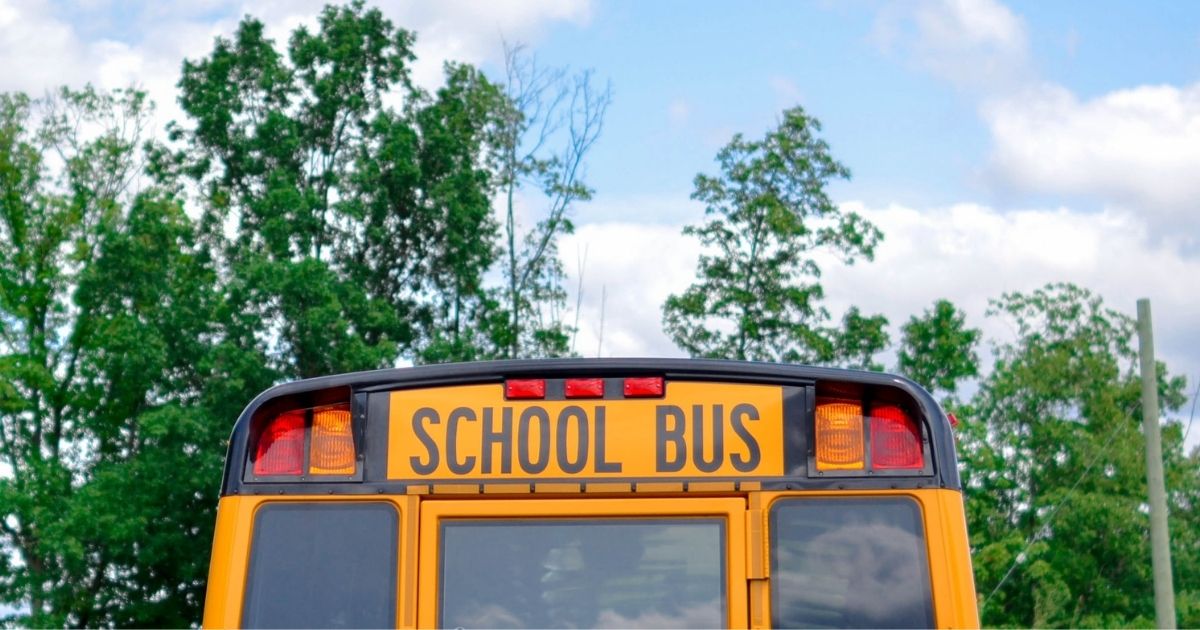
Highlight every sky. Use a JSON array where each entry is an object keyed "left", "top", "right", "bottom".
[{"left": 1, "top": 0, "right": 1198, "bottom": 432}]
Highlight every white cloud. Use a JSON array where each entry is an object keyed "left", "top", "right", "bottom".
[
  {"left": 0, "top": 0, "right": 90, "bottom": 92},
  {"left": 984, "top": 82, "right": 1200, "bottom": 247},
  {"left": 0, "top": 0, "right": 591, "bottom": 127},
  {"left": 559, "top": 201, "right": 1200, "bottom": 404},
  {"left": 391, "top": 0, "right": 592, "bottom": 88},
  {"left": 579, "top": 191, "right": 701, "bottom": 226},
  {"left": 823, "top": 201, "right": 1200, "bottom": 442},
  {"left": 872, "top": 0, "right": 1030, "bottom": 90},
  {"left": 228, "top": 0, "right": 591, "bottom": 90},
  {"left": 870, "top": 0, "right": 1200, "bottom": 250},
  {"left": 560, "top": 222, "right": 701, "bottom": 358}
]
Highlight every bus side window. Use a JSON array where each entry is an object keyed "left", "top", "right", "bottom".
[
  {"left": 242, "top": 503, "right": 399, "bottom": 629},
  {"left": 769, "top": 498, "right": 933, "bottom": 629}
]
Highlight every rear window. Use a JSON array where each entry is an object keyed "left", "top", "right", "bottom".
[
  {"left": 769, "top": 497, "right": 933, "bottom": 628},
  {"left": 242, "top": 502, "right": 398, "bottom": 629},
  {"left": 439, "top": 519, "right": 725, "bottom": 628}
]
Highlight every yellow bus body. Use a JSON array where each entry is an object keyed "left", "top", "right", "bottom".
[
  {"left": 202, "top": 360, "right": 979, "bottom": 629},
  {"left": 203, "top": 488, "right": 977, "bottom": 628}
]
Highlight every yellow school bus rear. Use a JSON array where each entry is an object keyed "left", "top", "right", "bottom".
[{"left": 202, "top": 359, "right": 979, "bottom": 629}]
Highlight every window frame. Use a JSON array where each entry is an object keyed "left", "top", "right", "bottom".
[
  {"left": 240, "top": 501, "right": 400, "bottom": 629},
  {"left": 766, "top": 495, "right": 935, "bottom": 629},
  {"left": 417, "top": 497, "right": 748, "bottom": 629}
]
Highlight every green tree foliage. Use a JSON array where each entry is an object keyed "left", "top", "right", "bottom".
[
  {"left": 897, "top": 298, "right": 981, "bottom": 396},
  {"left": 833, "top": 306, "right": 890, "bottom": 371},
  {"left": 169, "top": 1, "right": 504, "bottom": 374},
  {"left": 662, "top": 106, "right": 885, "bottom": 364},
  {"left": 961, "top": 283, "right": 1197, "bottom": 627},
  {"left": 0, "top": 4, "right": 517, "bottom": 624},
  {"left": 0, "top": 87, "right": 223, "bottom": 626},
  {"left": 494, "top": 43, "right": 611, "bottom": 359}
]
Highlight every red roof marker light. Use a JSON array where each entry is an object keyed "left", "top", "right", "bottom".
[
  {"left": 624, "top": 377, "right": 664, "bottom": 398},
  {"left": 505, "top": 379, "right": 546, "bottom": 399},
  {"left": 565, "top": 378, "right": 605, "bottom": 398}
]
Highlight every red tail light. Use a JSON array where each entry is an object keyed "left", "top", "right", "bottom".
[
  {"left": 870, "top": 405, "right": 924, "bottom": 470},
  {"left": 254, "top": 409, "right": 306, "bottom": 476}
]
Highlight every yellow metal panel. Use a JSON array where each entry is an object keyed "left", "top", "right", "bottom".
[
  {"left": 635, "top": 481, "right": 684, "bottom": 493},
  {"left": 202, "top": 497, "right": 256, "bottom": 629},
  {"left": 388, "top": 382, "right": 784, "bottom": 480},
  {"left": 482, "top": 483, "right": 531, "bottom": 494},
  {"left": 201, "top": 495, "right": 413, "bottom": 630},
  {"left": 534, "top": 482, "right": 581, "bottom": 493},
  {"left": 746, "top": 493, "right": 770, "bottom": 629},
  {"left": 416, "top": 497, "right": 749, "bottom": 629},
  {"left": 398, "top": 495, "right": 420, "bottom": 630},
  {"left": 690, "top": 481, "right": 737, "bottom": 492},
  {"left": 749, "top": 579, "right": 770, "bottom": 629},
  {"left": 430, "top": 483, "right": 479, "bottom": 494},
  {"left": 935, "top": 489, "right": 981, "bottom": 628},
  {"left": 745, "top": 509, "right": 764, "bottom": 579},
  {"left": 584, "top": 482, "right": 632, "bottom": 493}
]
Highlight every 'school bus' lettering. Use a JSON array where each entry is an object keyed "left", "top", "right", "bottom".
[
  {"left": 388, "top": 382, "right": 783, "bottom": 479},
  {"left": 203, "top": 360, "right": 979, "bottom": 629}
]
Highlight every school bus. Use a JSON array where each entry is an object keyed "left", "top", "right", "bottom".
[{"left": 202, "top": 358, "right": 978, "bottom": 629}]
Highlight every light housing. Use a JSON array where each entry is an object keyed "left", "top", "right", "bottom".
[
  {"left": 813, "top": 393, "right": 928, "bottom": 475},
  {"left": 249, "top": 401, "right": 357, "bottom": 478}
]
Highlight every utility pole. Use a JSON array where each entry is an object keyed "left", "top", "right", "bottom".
[{"left": 1137, "top": 298, "right": 1176, "bottom": 629}]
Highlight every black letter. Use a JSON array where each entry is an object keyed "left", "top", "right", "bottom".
[
  {"left": 692, "top": 404, "right": 723, "bottom": 473},
  {"left": 518, "top": 407, "right": 551, "bottom": 474},
  {"left": 446, "top": 407, "right": 477, "bottom": 474},
  {"left": 410, "top": 407, "right": 440, "bottom": 475},
  {"left": 481, "top": 408, "right": 513, "bottom": 474},
  {"left": 656, "top": 405, "right": 686, "bottom": 472},
  {"left": 556, "top": 406, "right": 589, "bottom": 474},
  {"left": 730, "top": 403, "right": 761, "bottom": 472},
  {"left": 594, "top": 407, "right": 622, "bottom": 473}
]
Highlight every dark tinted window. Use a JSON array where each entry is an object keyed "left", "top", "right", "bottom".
[
  {"left": 770, "top": 498, "right": 933, "bottom": 628},
  {"left": 243, "top": 502, "right": 398, "bottom": 629},
  {"left": 440, "top": 519, "right": 725, "bottom": 628}
]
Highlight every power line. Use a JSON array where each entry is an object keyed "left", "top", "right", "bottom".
[{"left": 980, "top": 405, "right": 1134, "bottom": 614}]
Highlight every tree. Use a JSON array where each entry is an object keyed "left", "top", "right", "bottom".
[
  {"left": 493, "top": 42, "right": 611, "bottom": 359},
  {"left": 832, "top": 306, "right": 890, "bottom": 371},
  {"left": 0, "top": 87, "right": 222, "bottom": 626},
  {"left": 169, "top": 1, "right": 504, "bottom": 375},
  {"left": 897, "top": 298, "right": 981, "bottom": 396},
  {"left": 961, "top": 283, "right": 1195, "bottom": 627},
  {"left": 662, "top": 106, "right": 884, "bottom": 363}
]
